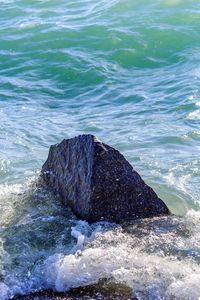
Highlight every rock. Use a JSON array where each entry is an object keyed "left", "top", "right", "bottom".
[
  {"left": 41, "top": 134, "right": 169, "bottom": 223},
  {"left": 12, "top": 280, "right": 136, "bottom": 300}
]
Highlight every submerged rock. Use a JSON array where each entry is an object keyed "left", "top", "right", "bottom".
[
  {"left": 12, "top": 280, "right": 136, "bottom": 300},
  {"left": 41, "top": 134, "right": 169, "bottom": 223}
]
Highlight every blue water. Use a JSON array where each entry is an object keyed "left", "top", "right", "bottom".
[{"left": 1, "top": 0, "right": 200, "bottom": 299}]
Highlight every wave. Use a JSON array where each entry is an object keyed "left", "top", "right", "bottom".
[{"left": 1, "top": 181, "right": 200, "bottom": 300}]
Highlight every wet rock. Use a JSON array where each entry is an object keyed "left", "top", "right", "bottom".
[
  {"left": 12, "top": 280, "right": 136, "bottom": 300},
  {"left": 41, "top": 134, "right": 169, "bottom": 223}
]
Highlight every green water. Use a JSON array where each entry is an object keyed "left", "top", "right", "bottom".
[{"left": 0, "top": 0, "right": 200, "bottom": 299}]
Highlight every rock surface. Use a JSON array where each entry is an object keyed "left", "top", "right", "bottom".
[
  {"left": 12, "top": 281, "right": 135, "bottom": 300},
  {"left": 41, "top": 134, "right": 169, "bottom": 223}
]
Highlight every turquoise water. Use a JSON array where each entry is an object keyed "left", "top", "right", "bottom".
[{"left": 1, "top": 0, "right": 200, "bottom": 299}]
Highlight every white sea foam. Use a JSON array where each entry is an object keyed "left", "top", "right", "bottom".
[
  {"left": 188, "top": 109, "right": 200, "bottom": 120},
  {"left": 1, "top": 178, "right": 200, "bottom": 300},
  {"left": 0, "top": 283, "right": 9, "bottom": 300},
  {"left": 42, "top": 213, "right": 200, "bottom": 299}
]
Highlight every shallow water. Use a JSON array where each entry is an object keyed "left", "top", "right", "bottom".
[{"left": 0, "top": 0, "right": 200, "bottom": 299}]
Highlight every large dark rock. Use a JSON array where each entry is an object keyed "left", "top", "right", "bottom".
[{"left": 41, "top": 134, "right": 169, "bottom": 223}]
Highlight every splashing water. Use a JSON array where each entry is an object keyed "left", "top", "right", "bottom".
[{"left": 1, "top": 183, "right": 200, "bottom": 300}]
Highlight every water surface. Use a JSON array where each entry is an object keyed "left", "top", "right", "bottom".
[{"left": 1, "top": 0, "right": 200, "bottom": 299}]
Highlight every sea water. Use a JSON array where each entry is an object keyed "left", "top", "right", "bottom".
[{"left": 0, "top": 0, "right": 200, "bottom": 299}]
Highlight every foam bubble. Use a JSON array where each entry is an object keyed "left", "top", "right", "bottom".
[
  {"left": 0, "top": 159, "right": 10, "bottom": 174},
  {"left": 71, "top": 220, "right": 92, "bottom": 252},
  {"left": 0, "top": 283, "right": 9, "bottom": 300},
  {"left": 188, "top": 110, "right": 200, "bottom": 120}
]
